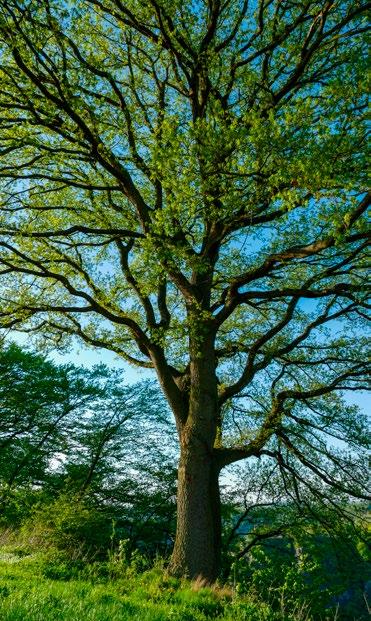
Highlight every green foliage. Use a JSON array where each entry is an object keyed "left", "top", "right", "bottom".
[
  {"left": 228, "top": 529, "right": 370, "bottom": 620},
  {"left": 0, "top": 554, "right": 326, "bottom": 621},
  {"left": 0, "top": 343, "right": 177, "bottom": 556},
  {"left": 0, "top": 342, "right": 148, "bottom": 490},
  {"left": 1, "top": 497, "right": 369, "bottom": 620},
  {"left": 21, "top": 495, "right": 113, "bottom": 557},
  {"left": 0, "top": 0, "right": 369, "bottom": 582},
  {"left": 1, "top": 507, "right": 369, "bottom": 620},
  {"left": 0, "top": 487, "right": 46, "bottom": 528}
]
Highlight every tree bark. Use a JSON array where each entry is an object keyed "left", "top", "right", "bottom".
[
  {"left": 168, "top": 434, "right": 221, "bottom": 581},
  {"left": 169, "top": 327, "right": 222, "bottom": 582}
]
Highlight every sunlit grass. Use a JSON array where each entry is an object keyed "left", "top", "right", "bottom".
[{"left": 0, "top": 555, "right": 283, "bottom": 621}]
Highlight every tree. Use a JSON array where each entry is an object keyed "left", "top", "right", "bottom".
[
  {"left": 0, "top": 342, "right": 170, "bottom": 492},
  {"left": 0, "top": 0, "right": 369, "bottom": 580},
  {"left": 0, "top": 342, "right": 107, "bottom": 491},
  {"left": 0, "top": 342, "right": 177, "bottom": 553}
]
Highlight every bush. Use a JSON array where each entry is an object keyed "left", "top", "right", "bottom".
[
  {"left": 21, "top": 495, "right": 113, "bottom": 558},
  {"left": 0, "top": 486, "right": 47, "bottom": 528},
  {"left": 38, "top": 551, "right": 85, "bottom": 581},
  {"left": 228, "top": 535, "right": 370, "bottom": 621}
]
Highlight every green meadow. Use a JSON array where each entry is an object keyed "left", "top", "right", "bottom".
[{"left": 0, "top": 555, "right": 280, "bottom": 621}]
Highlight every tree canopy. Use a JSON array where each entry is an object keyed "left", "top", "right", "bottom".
[{"left": 0, "top": 0, "right": 369, "bottom": 579}]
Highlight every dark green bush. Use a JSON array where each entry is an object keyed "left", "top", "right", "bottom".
[{"left": 21, "top": 495, "right": 113, "bottom": 557}]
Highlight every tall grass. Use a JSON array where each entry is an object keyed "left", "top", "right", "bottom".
[{"left": 0, "top": 551, "right": 348, "bottom": 621}]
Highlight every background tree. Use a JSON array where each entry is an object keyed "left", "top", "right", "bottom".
[
  {"left": 0, "top": 342, "right": 105, "bottom": 492},
  {"left": 0, "top": 0, "right": 369, "bottom": 580},
  {"left": 0, "top": 343, "right": 177, "bottom": 554}
]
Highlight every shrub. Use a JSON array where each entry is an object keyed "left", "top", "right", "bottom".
[{"left": 21, "top": 495, "right": 112, "bottom": 558}]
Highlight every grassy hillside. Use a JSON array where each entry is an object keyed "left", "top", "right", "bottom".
[{"left": 0, "top": 551, "right": 326, "bottom": 621}]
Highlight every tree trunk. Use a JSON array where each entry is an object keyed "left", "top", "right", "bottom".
[
  {"left": 169, "top": 327, "right": 221, "bottom": 582},
  {"left": 169, "top": 434, "right": 221, "bottom": 581}
]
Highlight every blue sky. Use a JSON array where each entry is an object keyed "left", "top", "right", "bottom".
[
  {"left": 9, "top": 331, "right": 369, "bottom": 415},
  {"left": 9, "top": 330, "right": 150, "bottom": 383}
]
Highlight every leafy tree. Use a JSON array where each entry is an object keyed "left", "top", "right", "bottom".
[
  {"left": 0, "top": 344, "right": 176, "bottom": 545},
  {"left": 0, "top": 342, "right": 105, "bottom": 491},
  {"left": 55, "top": 375, "right": 174, "bottom": 497},
  {"left": 0, "top": 0, "right": 369, "bottom": 580},
  {"left": 54, "top": 378, "right": 178, "bottom": 556}
]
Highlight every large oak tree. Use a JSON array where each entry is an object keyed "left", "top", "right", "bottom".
[{"left": 0, "top": 0, "right": 369, "bottom": 580}]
